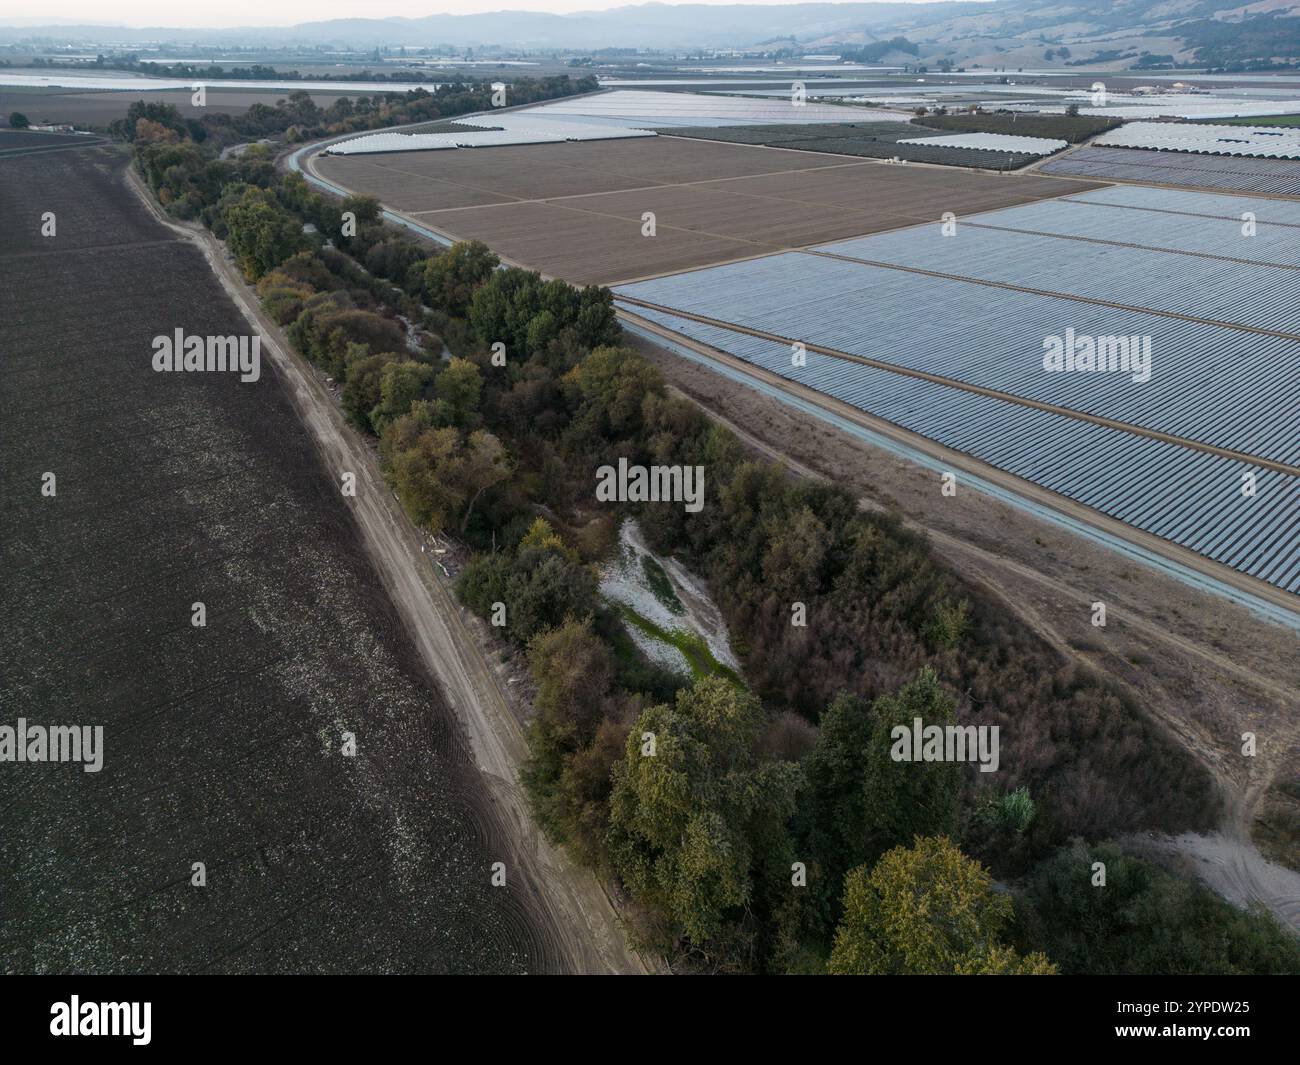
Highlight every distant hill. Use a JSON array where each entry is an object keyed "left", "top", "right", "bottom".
[
  {"left": 875, "top": 0, "right": 1300, "bottom": 70},
  {"left": 3, "top": 0, "right": 1300, "bottom": 69},
  {"left": 0, "top": 4, "right": 948, "bottom": 51}
]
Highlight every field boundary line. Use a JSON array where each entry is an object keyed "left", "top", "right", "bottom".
[
  {"left": 805, "top": 245, "right": 1300, "bottom": 345},
  {"left": 612, "top": 293, "right": 1300, "bottom": 477},
  {"left": 963, "top": 219, "right": 1300, "bottom": 271},
  {"left": 1059, "top": 195, "right": 1300, "bottom": 229}
]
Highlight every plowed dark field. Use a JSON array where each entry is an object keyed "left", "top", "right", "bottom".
[
  {"left": 0, "top": 145, "right": 562, "bottom": 973},
  {"left": 0, "top": 87, "right": 362, "bottom": 127}
]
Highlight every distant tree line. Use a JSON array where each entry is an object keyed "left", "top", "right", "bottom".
[
  {"left": 910, "top": 109, "right": 1122, "bottom": 143},
  {"left": 838, "top": 38, "right": 920, "bottom": 63},
  {"left": 50, "top": 52, "right": 579, "bottom": 84},
  {"left": 106, "top": 75, "right": 597, "bottom": 148}
]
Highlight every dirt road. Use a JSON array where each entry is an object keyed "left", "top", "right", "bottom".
[{"left": 126, "top": 165, "right": 647, "bottom": 974}]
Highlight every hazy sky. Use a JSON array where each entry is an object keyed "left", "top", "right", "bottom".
[{"left": 6, "top": 0, "right": 944, "bottom": 30}]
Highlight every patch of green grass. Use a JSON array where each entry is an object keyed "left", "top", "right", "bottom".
[
  {"left": 640, "top": 554, "right": 684, "bottom": 615},
  {"left": 618, "top": 604, "right": 743, "bottom": 687},
  {"left": 910, "top": 112, "right": 1121, "bottom": 142},
  {"left": 603, "top": 612, "right": 686, "bottom": 702}
]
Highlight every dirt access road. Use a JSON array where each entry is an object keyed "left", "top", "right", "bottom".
[{"left": 125, "top": 165, "right": 647, "bottom": 975}]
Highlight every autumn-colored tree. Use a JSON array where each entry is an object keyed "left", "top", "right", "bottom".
[
  {"left": 455, "top": 518, "right": 595, "bottom": 645},
  {"left": 382, "top": 418, "right": 462, "bottom": 534},
  {"left": 454, "top": 429, "right": 510, "bottom": 533},
  {"left": 255, "top": 269, "right": 315, "bottom": 326},
  {"left": 339, "top": 193, "right": 381, "bottom": 230},
  {"left": 528, "top": 617, "right": 615, "bottom": 743},
  {"left": 339, "top": 351, "right": 396, "bottom": 433},
  {"left": 134, "top": 117, "right": 179, "bottom": 144},
  {"left": 566, "top": 345, "right": 663, "bottom": 440},
  {"left": 828, "top": 836, "right": 1056, "bottom": 975},
  {"left": 371, "top": 360, "right": 435, "bottom": 434},
  {"left": 380, "top": 402, "right": 509, "bottom": 536}
]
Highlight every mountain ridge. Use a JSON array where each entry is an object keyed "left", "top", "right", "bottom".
[{"left": 3, "top": 1, "right": 1300, "bottom": 67}]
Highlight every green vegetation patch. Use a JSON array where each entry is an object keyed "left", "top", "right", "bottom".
[
  {"left": 639, "top": 553, "right": 684, "bottom": 615},
  {"left": 910, "top": 112, "right": 1122, "bottom": 143},
  {"left": 617, "top": 603, "right": 742, "bottom": 687},
  {"left": 1198, "top": 113, "right": 1300, "bottom": 127}
]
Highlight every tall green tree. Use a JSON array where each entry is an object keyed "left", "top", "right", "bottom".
[
  {"left": 425, "top": 240, "right": 499, "bottom": 317},
  {"left": 371, "top": 360, "right": 435, "bottom": 434},
  {"left": 222, "top": 187, "right": 304, "bottom": 280},
  {"left": 861, "top": 666, "right": 961, "bottom": 856},
  {"left": 829, "top": 836, "right": 1056, "bottom": 975},
  {"left": 801, "top": 667, "right": 961, "bottom": 931},
  {"left": 432, "top": 356, "right": 482, "bottom": 430}
]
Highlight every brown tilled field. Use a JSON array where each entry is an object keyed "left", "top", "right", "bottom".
[{"left": 315, "top": 136, "right": 1101, "bottom": 284}]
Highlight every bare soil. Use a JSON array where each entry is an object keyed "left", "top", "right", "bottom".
[
  {"left": 0, "top": 87, "right": 365, "bottom": 128},
  {"left": 315, "top": 135, "right": 1101, "bottom": 284},
  {"left": 0, "top": 144, "right": 614, "bottom": 973}
]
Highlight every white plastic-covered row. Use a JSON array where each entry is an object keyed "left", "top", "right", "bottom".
[
  {"left": 521, "top": 88, "right": 909, "bottom": 127},
  {"left": 619, "top": 299, "right": 1300, "bottom": 594},
  {"left": 1042, "top": 98, "right": 1300, "bottom": 120},
  {"left": 324, "top": 117, "right": 656, "bottom": 155},
  {"left": 1094, "top": 121, "right": 1300, "bottom": 158},
  {"left": 896, "top": 131, "right": 1068, "bottom": 155},
  {"left": 1039, "top": 146, "right": 1300, "bottom": 196}
]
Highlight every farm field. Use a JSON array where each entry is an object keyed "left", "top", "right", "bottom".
[
  {"left": 1093, "top": 121, "right": 1300, "bottom": 159},
  {"left": 313, "top": 136, "right": 1100, "bottom": 283},
  {"left": 1040, "top": 145, "right": 1300, "bottom": 196},
  {"left": 622, "top": 297, "right": 1300, "bottom": 595},
  {"left": 1207, "top": 114, "right": 1300, "bottom": 127},
  {"left": 0, "top": 144, "right": 563, "bottom": 973},
  {"left": 967, "top": 188, "right": 1300, "bottom": 267},
  {"left": 613, "top": 182, "right": 1300, "bottom": 595},
  {"left": 0, "top": 86, "right": 364, "bottom": 127},
  {"left": 0, "top": 129, "right": 104, "bottom": 155},
  {"left": 508, "top": 87, "right": 906, "bottom": 126},
  {"left": 910, "top": 111, "right": 1122, "bottom": 142},
  {"left": 816, "top": 213, "right": 1300, "bottom": 336},
  {"left": 665, "top": 122, "right": 1042, "bottom": 169}
]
